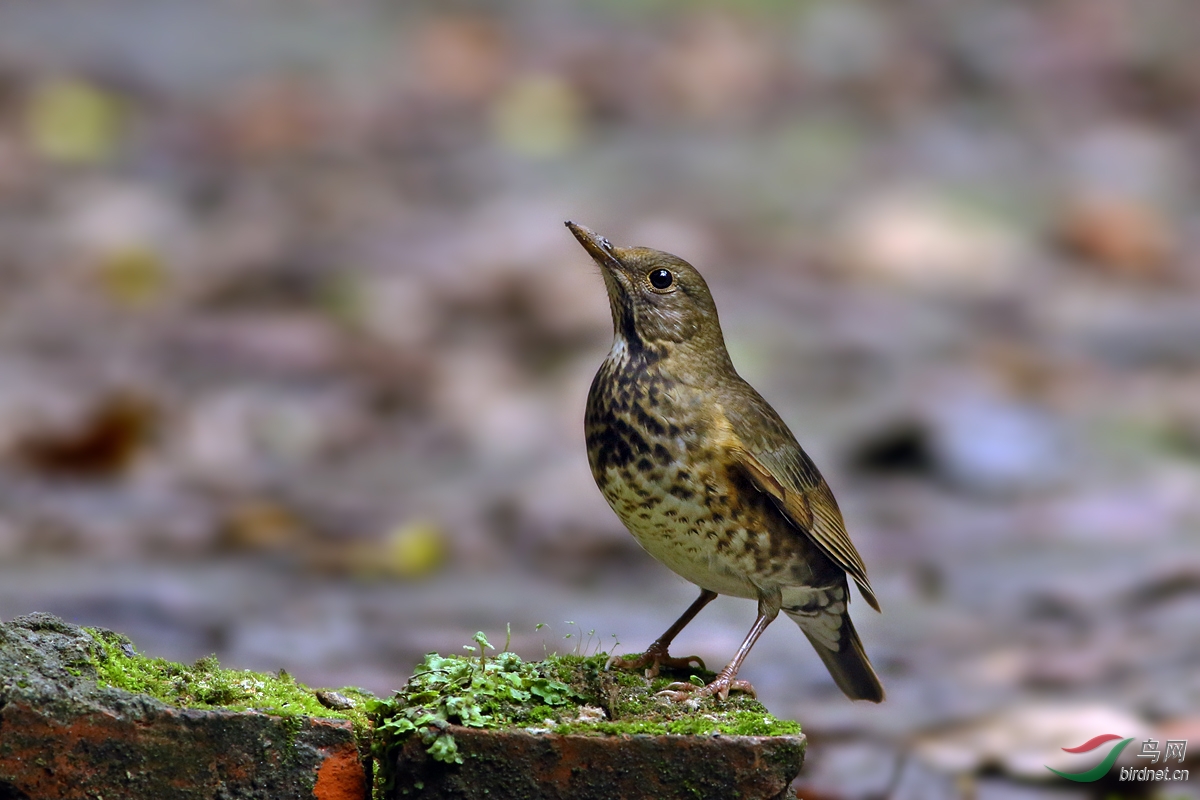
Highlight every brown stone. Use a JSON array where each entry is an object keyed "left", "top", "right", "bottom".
[{"left": 389, "top": 726, "right": 806, "bottom": 800}]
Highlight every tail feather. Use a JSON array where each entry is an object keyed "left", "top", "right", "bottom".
[{"left": 788, "top": 609, "right": 885, "bottom": 703}]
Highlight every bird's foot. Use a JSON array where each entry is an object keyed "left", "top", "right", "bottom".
[
  {"left": 605, "top": 642, "right": 705, "bottom": 679},
  {"left": 656, "top": 672, "right": 757, "bottom": 702}
]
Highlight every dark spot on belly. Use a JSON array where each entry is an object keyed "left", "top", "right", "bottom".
[
  {"left": 634, "top": 405, "right": 666, "bottom": 437},
  {"left": 653, "top": 443, "right": 672, "bottom": 465},
  {"left": 609, "top": 417, "right": 651, "bottom": 455},
  {"left": 669, "top": 485, "right": 694, "bottom": 501},
  {"left": 587, "top": 427, "right": 634, "bottom": 472},
  {"left": 636, "top": 457, "right": 653, "bottom": 471}
]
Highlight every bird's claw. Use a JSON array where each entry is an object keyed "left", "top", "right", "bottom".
[
  {"left": 606, "top": 647, "right": 705, "bottom": 679},
  {"left": 656, "top": 677, "right": 757, "bottom": 702}
]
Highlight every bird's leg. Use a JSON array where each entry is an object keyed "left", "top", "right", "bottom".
[
  {"left": 659, "top": 590, "right": 780, "bottom": 701},
  {"left": 606, "top": 588, "right": 717, "bottom": 678}
]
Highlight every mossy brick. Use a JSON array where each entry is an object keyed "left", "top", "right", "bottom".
[
  {"left": 0, "top": 613, "right": 369, "bottom": 800},
  {"left": 371, "top": 646, "right": 805, "bottom": 798}
]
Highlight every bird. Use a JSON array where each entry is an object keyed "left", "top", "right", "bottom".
[{"left": 567, "top": 220, "right": 884, "bottom": 703}]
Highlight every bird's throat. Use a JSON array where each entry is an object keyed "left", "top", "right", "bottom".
[{"left": 605, "top": 282, "right": 641, "bottom": 348}]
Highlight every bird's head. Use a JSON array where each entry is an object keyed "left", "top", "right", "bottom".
[{"left": 566, "top": 221, "right": 730, "bottom": 366}]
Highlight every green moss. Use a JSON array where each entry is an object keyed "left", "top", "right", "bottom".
[
  {"left": 527, "top": 651, "right": 800, "bottom": 736},
  {"left": 82, "top": 627, "right": 374, "bottom": 731},
  {"left": 550, "top": 709, "right": 800, "bottom": 737}
]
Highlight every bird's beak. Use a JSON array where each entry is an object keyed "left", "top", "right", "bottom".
[{"left": 565, "top": 221, "right": 623, "bottom": 272}]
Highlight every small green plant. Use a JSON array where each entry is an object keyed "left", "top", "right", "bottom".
[
  {"left": 559, "top": 620, "right": 615, "bottom": 657},
  {"left": 370, "top": 631, "right": 578, "bottom": 769}
]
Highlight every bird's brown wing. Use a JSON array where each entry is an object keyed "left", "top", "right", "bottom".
[{"left": 718, "top": 396, "right": 881, "bottom": 612}]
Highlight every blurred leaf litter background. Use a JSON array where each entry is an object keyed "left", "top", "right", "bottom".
[{"left": 0, "top": 1, "right": 1199, "bottom": 797}]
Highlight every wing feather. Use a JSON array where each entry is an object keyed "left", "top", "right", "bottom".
[{"left": 717, "top": 395, "right": 880, "bottom": 612}]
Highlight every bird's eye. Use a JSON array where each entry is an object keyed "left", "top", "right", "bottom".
[{"left": 649, "top": 269, "right": 674, "bottom": 290}]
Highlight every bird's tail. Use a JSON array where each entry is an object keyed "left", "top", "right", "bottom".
[{"left": 786, "top": 606, "right": 885, "bottom": 703}]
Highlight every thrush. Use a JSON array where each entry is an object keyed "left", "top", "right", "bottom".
[{"left": 567, "top": 221, "right": 884, "bottom": 703}]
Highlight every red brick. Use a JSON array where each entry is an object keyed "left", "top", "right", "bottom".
[
  {"left": 0, "top": 698, "right": 368, "bottom": 800},
  {"left": 387, "top": 725, "right": 806, "bottom": 800}
]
